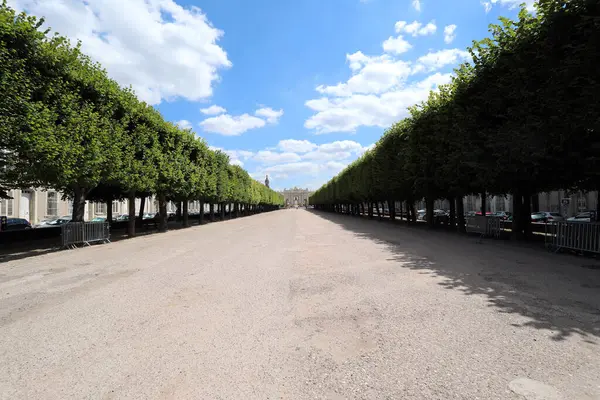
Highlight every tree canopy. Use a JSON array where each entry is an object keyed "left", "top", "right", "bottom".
[
  {"left": 309, "top": 0, "right": 600, "bottom": 238},
  {"left": 0, "top": 1, "right": 283, "bottom": 225}
]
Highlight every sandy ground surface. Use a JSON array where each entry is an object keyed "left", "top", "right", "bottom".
[{"left": 1, "top": 209, "right": 599, "bottom": 400}]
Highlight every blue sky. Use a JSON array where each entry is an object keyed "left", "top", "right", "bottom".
[{"left": 9, "top": 0, "right": 533, "bottom": 191}]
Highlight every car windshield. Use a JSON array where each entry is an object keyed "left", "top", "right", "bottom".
[{"left": 575, "top": 213, "right": 590, "bottom": 218}]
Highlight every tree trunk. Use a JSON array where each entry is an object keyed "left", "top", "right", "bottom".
[
  {"left": 138, "top": 197, "right": 146, "bottom": 220},
  {"left": 199, "top": 201, "right": 205, "bottom": 224},
  {"left": 512, "top": 190, "right": 523, "bottom": 240},
  {"left": 531, "top": 193, "right": 540, "bottom": 213},
  {"left": 71, "top": 187, "right": 87, "bottom": 222},
  {"left": 220, "top": 203, "right": 225, "bottom": 220},
  {"left": 449, "top": 196, "right": 456, "bottom": 228},
  {"left": 375, "top": 202, "right": 382, "bottom": 219},
  {"left": 209, "top": 203, "right": 215, "bottom": 221},
  {"left": 410, "top": 201, "right": 417, "bottom": 223},
  {"left": 523, "top": 190, "right": 532, "bottom": 240},
  {"left": 456, "top": 196, "right": 466, "bottom": 233},
  {"left": 106, "top": 199, "right": 113, "bottom": 223},
  {"left": 360, "top": 203, "right": 364, "bottom": 216},
  {"left": 158, "top": 193, "right": 168, "bottom": 232},
  {"left": 128, "top": 192, "right": 136, "bottom": 237},
  {"left": 388, "top": 200, "right": 395, "bottom": 221},
  {"left": 176, "top": 201, "right": 182, "bottom": 222},
  {"left": 426, "top": 197, "right": 435, "bottom": 227},
  {"left": 182, "top": 200, "right": 189, "bottom": 227}
]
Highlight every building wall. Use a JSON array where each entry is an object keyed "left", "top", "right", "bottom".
[
  {"left": 279, "top": 189, "right": 313, "bottom": 206},
  {"left": 0, "top": 189, "right": 159, "bottom": 224}
]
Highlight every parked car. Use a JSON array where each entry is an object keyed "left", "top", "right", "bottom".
[
  {"left": 475, "top": 211, "right": 493, "bottom": 217},
  {"left": 465, "top": 211, "right": 477, "bottom": 218},
  {"left": 538, "top": 212, "right": 563, "bottom": 223},
  {"left": 491, "top": 211, "right": 512, "bottom": 221},
  {"left": 91, "top": 217, "right": 106, "bottom": 222},
  {"left": 3, "top": 218, "right": 32, "bottom": 231},
  {"left": 116, "top": 214, "right": 129, "bottom": 221},
  {"left": 567, "top": 211, "right": 593, "bottom": 223},
  {"left": 36, "top": 216, "right": 71, "bottom": 228},
  {"left": 416, "top": 209, "right": 426, "bottom": 221}
]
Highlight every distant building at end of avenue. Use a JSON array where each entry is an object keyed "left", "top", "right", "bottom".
[{"left": 278, "top": 187, "right": 314, "bottom": 207}]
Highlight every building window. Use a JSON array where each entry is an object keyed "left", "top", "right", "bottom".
[
  {"left": 577, "top": 192, "right": 587, "bottom": 211},
  {"left": 1, "top": 198, "right": 13, "bottom": 216},
  {"left": 67, "top": 199, "right": 73, "bottom": 215},
  {"left": 47, "top": 192, "right": 58, "bottom": 216},
  {"left": 466, "top": 196, "right": 475, "bottom": 212},
  {"left": 94, "top": 202, "right": 107, "bottom": 215},
  {"left": 495, "top": 196, "right": 505, "bottom": 212},
  {"left": 112, "top": 201, "right": 119, "bottom": 214}
]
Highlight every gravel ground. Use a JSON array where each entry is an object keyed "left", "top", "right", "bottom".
[{"left": 1, "top": 209, "right": 599, "bottom": 400}]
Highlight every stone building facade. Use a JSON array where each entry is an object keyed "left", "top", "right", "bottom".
[{"left": 279, "top": 187, "right": 314, "bottom": 207}]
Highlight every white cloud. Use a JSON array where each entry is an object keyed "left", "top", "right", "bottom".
[
  {"left": 305, "top": 73, "right": 452, "bottom": 134},
  {"left": 318, "top": 140, "right": 364, "bottom": 153},
  {"left": 209, "top": 147, "right": 254, "bottom": 166},
  {"left": 304, "top": 21, "right": 470, "bottom": 134},
  {"left": 306, "top": 18, "right": 468, "bottom": 134},
  {"left": 358, "top": 143, "right": 376, "bottom": 156},
  {"left": 199, "top": 106, "right": 283, "bottom": 136},
  {"left": 317, "top": 56, "right": 412, "bottom": 96},
  {"left": 253, "top": 151, "right": 301, "bottom": 165},
  {"left": 382, "top": 35, "right": 413, "bottom": 55},
  {"left": 175, "top": 119, "right": 192, "bottom": 130},
  {"left": 484, "top": 0, "right": 536, "bottom": 11},
  {"left": 277, "top": 139, "right": 318, "bottom": 153},
  {"left": 394, "top": 20, "right": 437, "bottom": 37},
  {"left": 222, "top": 140, "right": 373, "bottom": 190},
  {"left": 9, "top": 0, "right": 231, "bottom": 106},
  {"left": 200, "top": 114, "right": 265, "bottom": 136},
  {"left": 412, "top": 0, "right": 422, "bottom": 12},
  {"left": 200, "top": 105, "right": 227, "bottom": 115},
  {"left": 444, "top": 24, "right": 457, "bottom": 44},
  {"left": 255, "top": 107, "right": 284, "bottom": 124},
  {"left": 413, "top": 48, "right": 471, "bottom": 73}
]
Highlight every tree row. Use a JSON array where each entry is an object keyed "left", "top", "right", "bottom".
[
  {"left": 0, "top": 2, "right": 283, "bottom": 235},
  {"left": 309, "top": 0, "right": 600, "bottom": 239}
]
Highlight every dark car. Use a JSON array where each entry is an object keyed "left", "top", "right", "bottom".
[{"left": 3, "top": 218, "right": 32, "bottom": 231}]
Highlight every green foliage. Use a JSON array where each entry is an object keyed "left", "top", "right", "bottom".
[
  {"left": 310, "top": 0, "right": 600, "bottom": 238},
  {"left": 0, "top": 1, "right": 282, "bottom": 221}
]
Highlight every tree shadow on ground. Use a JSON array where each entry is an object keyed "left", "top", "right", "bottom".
[{"left": 310, "top": 210, "right": 600, "bottom": 343}]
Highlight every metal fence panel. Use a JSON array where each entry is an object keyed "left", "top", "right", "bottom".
[
  {"left": 465, "top": 216, "right": 487, "bottom": 235},
  {"left": 61, "top": 222, "right": 110, "bottom": 249},
  {"left": 545, "top": 221, "right": 600, "bottom": 254},
  {"left": 465, "top": 216, "right": 504, "bottom": 240}
]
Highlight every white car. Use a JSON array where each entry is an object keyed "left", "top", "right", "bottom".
[{"left": 567, "top": 212, "right": 593, "bottom": 223}]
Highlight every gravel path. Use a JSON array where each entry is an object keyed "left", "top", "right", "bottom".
[{"left": 1, "top": 209, "right": 599, "bottom": 399}]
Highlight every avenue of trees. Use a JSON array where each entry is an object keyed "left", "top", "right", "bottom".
[
  {"left": 310, "top": 0, "right": 600, "bottom": 239},
  {"left": 0, "top": 1, "right": 283, "bottom": 235}
]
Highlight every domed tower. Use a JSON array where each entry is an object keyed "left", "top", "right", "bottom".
[{"left": 265, "top": 174, "right": 270, "bottom": 188}]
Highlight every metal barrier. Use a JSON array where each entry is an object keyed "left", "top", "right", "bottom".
[
  {"left": 486, "top": 217, "right": 505, "bottom": 239},
  {"left": 465, "top": 216, "right": 504, "bottom": 241},
  {"left": 545, "top": 221, "right": 600, "bottom": 254},
  {"left": 61, "top": 222, "right": 111, "bottom": 249}
]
